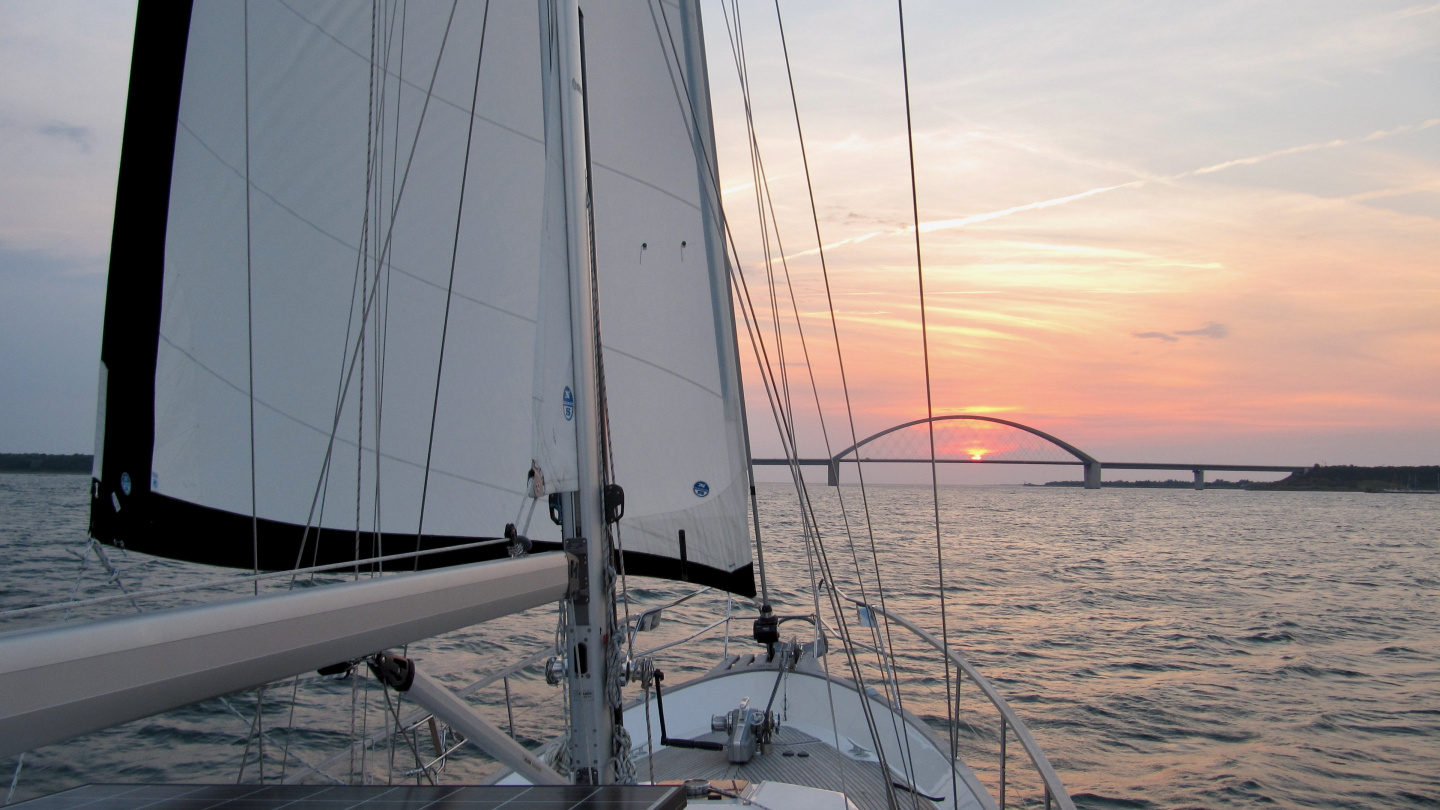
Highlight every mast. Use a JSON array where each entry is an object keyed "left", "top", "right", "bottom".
[{"left": 544, "top": 0, "right": 621, "bottom": 784}]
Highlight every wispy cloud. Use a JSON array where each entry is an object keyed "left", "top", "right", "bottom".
[
  {"left": 1174, "top": 322, "right": 1229, "bottom": 339},
  {"left": 780, "top": 118, "right": 1440, "bottom": 262},
  {"left": 1133, "top": 322, "right": 1229, "bottom": 342},
  {"left": 37, "top": 122, "right": 91, "bottom": 153}
]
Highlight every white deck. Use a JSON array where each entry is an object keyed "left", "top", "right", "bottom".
[{"left": 621, "top": 651, "right": 996, "bottom": 810}]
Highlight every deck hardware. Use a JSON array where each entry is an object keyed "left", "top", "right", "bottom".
[
  {"left": 651, "top": 670, "right": 723, "bottom": 751},
  {"left": 634, "top": 607, "right": 663, "bottom": 633},
  {"left": 752, "top": 604, "right": 779, "bottom": 659},
  {"left": 503, "top": 523, "right": 533, "bottom": 557},
  {"left": 545, "top": 656, "right": 566, "bottom": 685},
  {"left": 710, "top": 698, "right": 769, "bottom": 764}
]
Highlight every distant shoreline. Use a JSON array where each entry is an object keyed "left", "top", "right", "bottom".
[
  {"left": 1034, "top": 479, "right": 1254, "bottom": 489},
  {"left": 0, "top": 453, "right": 92, "bottom": 475},
  {"left": 1035, "top": 464, "right": 1440, "bottom": 492}
]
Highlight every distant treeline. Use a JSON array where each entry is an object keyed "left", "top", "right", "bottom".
[
  {"left": 1036, "top": 479, "right": 1253, "bottom": 489},
  {"left": 1260, "top": 465, "right": 1440, "bottom": 492},
  {"left": 0, "top": 453, "right": 92, "bottom": 474}
]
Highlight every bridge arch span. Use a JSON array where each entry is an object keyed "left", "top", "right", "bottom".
[{"left": 825, "top": 415, "right": 1102, "bottom": 488}]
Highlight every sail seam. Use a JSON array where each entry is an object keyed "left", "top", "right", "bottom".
[
  {"left": 279, "top": 0, "right": 699, "bottom": 213},
  {"left": 155, "top": 335, "right": 523, "bottom": 498},
  {"left": 173, "top": 121, "right": 539, "bottom": 327}
]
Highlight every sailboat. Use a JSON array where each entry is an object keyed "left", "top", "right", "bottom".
[{"left": 1, "top": 1, "right": 1074, "bottom": 808}]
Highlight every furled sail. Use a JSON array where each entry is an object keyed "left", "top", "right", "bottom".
[{"left": 90, "top": 0, "right": 754, "bottom": 595}]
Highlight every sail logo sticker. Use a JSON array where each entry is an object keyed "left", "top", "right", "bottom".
[
  {"left": 120, "top": 472, "right": 131, "bottom": 496},
  {"left": 563, "top": 386, "right": 574, "bottom": 421},
  {"left": 693, "top": 481, "right": 709, "bottom": 497}
]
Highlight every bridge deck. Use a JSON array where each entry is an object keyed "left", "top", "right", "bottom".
[{"left": 752, "top": 458, "right": 1305, "bottom": 473}]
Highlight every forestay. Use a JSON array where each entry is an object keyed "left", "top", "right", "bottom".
[{"left": 90, "top": 0, "right": 754, "bottom": 595}]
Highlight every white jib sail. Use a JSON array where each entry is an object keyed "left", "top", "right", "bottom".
[{"left": 575, "top": 0, "right": 753, "bottom": 584}]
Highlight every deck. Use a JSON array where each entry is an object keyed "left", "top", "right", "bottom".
[{"left": 642, "top": 725, "right": 939, "bottom": 810}]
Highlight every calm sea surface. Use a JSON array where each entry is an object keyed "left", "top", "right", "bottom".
[{"left": 2, "top": 473, "right": 1437, "bottom": 808}]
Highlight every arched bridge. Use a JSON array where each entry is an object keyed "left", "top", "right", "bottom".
[{"left": 751, "top": 415, "right": 1307, "bottom": 489}]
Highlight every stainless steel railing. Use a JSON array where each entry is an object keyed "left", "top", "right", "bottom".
[{"left": 832, "top": 589, "right": 1077, "bottom": 810}]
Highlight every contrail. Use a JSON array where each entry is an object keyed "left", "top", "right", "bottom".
[
  {"left": 1182, "top": 118, "right": 1439, "bottom": 177},
  {"left": 916, "top": 182, "right": 1143, "bottom": 233},
  {"left": 778, "top": 118, "right": 1439, "bottom": 261}
]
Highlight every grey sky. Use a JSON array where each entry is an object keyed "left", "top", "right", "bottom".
[{"left": 1, "top": 0, "right": 135, "bottom": 452}]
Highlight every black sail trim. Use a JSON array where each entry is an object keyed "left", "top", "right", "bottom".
[
  {"left": 90, "top": 0, "right": 196, "bottom": 547},
  {"left": 117, "top": 494, "right": 757, "bottom": 597}
]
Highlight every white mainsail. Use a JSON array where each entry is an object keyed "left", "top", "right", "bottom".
[
  {"left": 90, "top": 0, "right": 754, "bottom": 593},
  {"left": 151, "top": 2, "right": 546, "bottom": 546}
]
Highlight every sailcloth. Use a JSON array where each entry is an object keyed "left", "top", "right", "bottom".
[
  {"left": 90, "top": 0, "right": 754, "bottom": 595},
  {"left": 575, "top": 2, "right": 754, "bottom": 593}
]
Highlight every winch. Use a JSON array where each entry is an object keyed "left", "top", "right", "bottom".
[{"left": 711, "top": 698, "right": 773, "bottom": 764}]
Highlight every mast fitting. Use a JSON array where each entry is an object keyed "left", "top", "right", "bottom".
[
  {"left": 602, "top": 484, "right": 624, "bottom": 524},
  {"left": 753, "top": 604, "right": 780, "bottom": 659}
]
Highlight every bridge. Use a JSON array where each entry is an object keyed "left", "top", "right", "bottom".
[{"left": 751, "top": 415, "right": 1307, "bottom": 490}]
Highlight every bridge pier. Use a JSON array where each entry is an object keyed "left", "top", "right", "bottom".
[
  {"left": 1084, "top": 462, "right": 1102, "bottom": 490},
  {"left": 1193, "top": 469, "right": 1205, "bottom": 490}
]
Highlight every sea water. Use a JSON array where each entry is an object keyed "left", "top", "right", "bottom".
[{"left": 2, "top": 473, "right": 1436, "bottom": 807}]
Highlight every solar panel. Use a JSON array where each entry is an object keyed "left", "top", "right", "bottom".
[{"left": 11, "top": 784, "right": 685, "bottom": 810}]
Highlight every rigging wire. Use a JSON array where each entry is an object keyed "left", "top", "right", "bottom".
[
  {"left": 643, "top": 0, "right": 774, "bottom": 609},
  {"left": 242, "top": 0, "right": 259, "bottom": 596},
  {"left": 284, "top": 0, "right": 399, "bottom": 771},
  {"left": 742, "top": 0, "right": 925, "bottom": 799},
  {"left": 412, "top": 0, "right": 490, "bottom": 566},
  {"left": 374, "top": 0, "right": 406, "bottom": 582},
  {"left": 290, "top": 0, "right": 461, "bottom": 579},
  {"left": 241, "top": 0, "right": 265, "bottom": 780},
  {"left": 893, "top": 0, "right": 962, "bottom": 803},
  {"left": 761, "top": 1, "right": 920, "bottom": 774},
  {"left": 355, "top": 0, "right": 378, "bottom": 583},
  {"left": 648, "top": 4, "right": 905, "bottom": 804},
  {"left": 711, "top": 2, "right": 858, "bottom": 798}
]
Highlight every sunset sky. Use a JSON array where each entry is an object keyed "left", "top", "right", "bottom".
[
  {"left": 1, "top": 0, "right": 1436, "bottom": 483},
  {"left": 706, "top": 0, "right": 1440, "bottom": 480}
]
